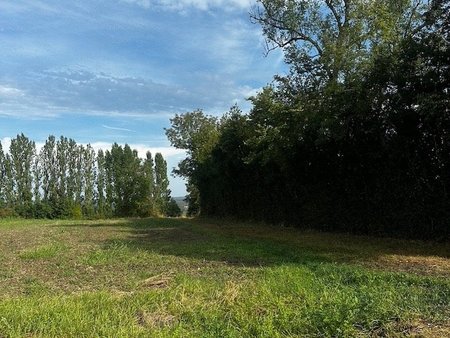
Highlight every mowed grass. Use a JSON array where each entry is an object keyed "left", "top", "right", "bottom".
[{"left": 0, "top": 218, "right": 448, "bottom": 337}]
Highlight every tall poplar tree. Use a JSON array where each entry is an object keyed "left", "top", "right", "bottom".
[
  {"left": 83, "top": 144, "right": 96, "bottom": 216},
  {"left": 0, "top": 141, "right": 5, "bottom": 207},
  {"left": 40, "top": 136, "right": 57, "bottom": 203},
  {"left": 66, "top": 139, "right": 78, "bottom": 203},
  {"left": 104, "top": 149, "right": 114, "bottom": 215},
  {"left": 32, "top": 153, "right": 41, "bottom": 204},
  {"left": 56, "top": 136, "right": 69, "bottom": 202},
  {"left": 140, "top": 151, "right": 155, "bottom": 216},
  {"left": 9, "top": 134, "right": 35, "bottom": 215},
  {"left": 2, "top": 154, "right": 14, "bottom": 208},
  {"left": 75, "top": 144, "right": 85, "bottom": 206},
  {"left": 96, "top": 149, "right": 107, "bottom": 216},
  {"left": 154, "top": 152, "right": 170, "bottom": 215}
]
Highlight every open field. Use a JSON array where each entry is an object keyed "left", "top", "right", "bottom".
[{"left": 0, "top": 218, "right": 448, "bottom": 337}]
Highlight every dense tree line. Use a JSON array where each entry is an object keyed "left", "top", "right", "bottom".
[
  {"left": 167, "top": 0, "right": 449, "bottom": 239},
  {"left": 0, "top": 135, "right": 180, "bottom": 218}
]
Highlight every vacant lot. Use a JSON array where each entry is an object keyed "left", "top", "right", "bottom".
[{"left": 0, "top": 218, "right": 448, "bottom": 337}]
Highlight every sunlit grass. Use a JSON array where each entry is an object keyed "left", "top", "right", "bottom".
[
  {"left": 0, "top": 217, "right": 448, "bottom": 337},
  {"left": 19, "top": 243, "right": 66, "bottom": 260}
]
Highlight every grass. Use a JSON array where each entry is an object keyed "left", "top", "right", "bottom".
[{"left": 0, "top": 217, "right": 448, "bottom": 337}]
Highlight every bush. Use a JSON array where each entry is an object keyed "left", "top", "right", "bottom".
[
  {"left": 0, "top": 207, "right": 16, "bottom": 218},
  {"left": 166, "top": 198, "right": 182, "bottom": 217}
]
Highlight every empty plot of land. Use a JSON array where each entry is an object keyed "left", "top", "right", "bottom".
[{"left": 0, "top": 218, "right": 448, "bottom": 337}]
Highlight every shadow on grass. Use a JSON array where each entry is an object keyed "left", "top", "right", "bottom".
[{"left": 56, "top": 218, "right": 450, "bottom": 270}]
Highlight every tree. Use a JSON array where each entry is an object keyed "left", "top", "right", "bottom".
[
  {"left": 0, "top": 134, "right": 173, "bottom": 220},
  {"left": 0, "top": 141, "right": 5, "bottom": 207},
  {"left": 40, "top": 136, "right": 57, "bottom": 203},
  {"left": 154, "top": 152, "right": 170, "bottom": 215},
  {"left": 83, "top": 144, "right": 96, "bottom": 217},
  {"left": 104, "top": 149, "right": 114, "bottom": 215},
  {"left": 56, "top": 136, "right": 69, "bottom": 202},
  {"left": 9, "top": 134, "right": 35, "bottom": 216},
  {"left": 2, "top": 154, "right": 14, "bottom": 208},
  {"left": 105, "top": 143, "right": 163, "bottom": 216},
  {"left": 96, "top": 149, "right": 107, "bottom": 217},
  {"left": 139, "top": 151, "right": 156, "bottom": 217},
  {"left": 165, "top": 1, "right": 448, "bottom": 239},
  {"left": 166, "top": 198, "right": 182, "bottom": 217},
  {"left": 251, "top": 0, "right": 428, "bottom": 93},
  {"left": 74, "top": 144, "right": 85, "bottom": 206},
  {"left": 66, "top": 138, "right": 78, "bottom": 203},
  {"left": 165, "top": 110, "right": 219, "bottom": 214}
]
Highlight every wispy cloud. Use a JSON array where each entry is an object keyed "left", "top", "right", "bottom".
[
  {"left": 0, "top": 85, "right": 24, "bottom": 97},
  {"left": 0, "top": 67, "right": 265, "bottom": 119},
  {"left": 121, "top": 0, "right": 255, "bottom": 11},
  {"left": 102, "top": 125, "right": 134, "bottom": 132},
  {"left": 0, "top": 0, "right": 283, "bottom": 196}
]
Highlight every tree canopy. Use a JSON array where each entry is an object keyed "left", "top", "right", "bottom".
[
  {"left": 0, "top": 135, "right": 173, "bottom": 219},
  {"left": 167, "top": 0, "right": 449, "bottom": 239}
]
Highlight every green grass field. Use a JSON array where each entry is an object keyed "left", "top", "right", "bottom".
[{"left": 0, "top": 218, "right": 448, "bottom": 337}]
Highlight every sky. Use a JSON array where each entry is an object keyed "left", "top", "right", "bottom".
[{"left": 0, "top": 0, "right": 285, "bottom": 196}]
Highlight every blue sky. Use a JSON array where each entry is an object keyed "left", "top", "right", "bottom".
[{"left": 0, "top": 0, "right": 284, "bottom": 196}]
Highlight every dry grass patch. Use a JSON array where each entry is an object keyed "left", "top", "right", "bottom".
[
  {"left": 136, "top": 310, "right": 178, "bottom": 329},
  {"left": 140, "top": 272, "right": 174, "bottom": 289},
  {"left": 370, "top": 254, "right": 450, "bottom": 278}
]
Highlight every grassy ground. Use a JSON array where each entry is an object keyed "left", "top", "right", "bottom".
[{"left": 0, "top": 217, "right": 448, "bottom": 337}]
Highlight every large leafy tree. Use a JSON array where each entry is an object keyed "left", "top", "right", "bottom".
[
  {"left": 165, "top": 110, "right": 219, "bottom": 215},
  {"left": 167, "top": 0, "right": 448, "bottom": 238},
  {"left": 251, "top": 0, "right": 427, "bottom": 93}
]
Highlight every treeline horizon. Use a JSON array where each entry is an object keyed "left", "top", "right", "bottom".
[
  {"left": 0, "top": 134, "right": 181, "bottom": 219},
  {"left": 167, "top": 0, "right": 449, "bottom": 239}
]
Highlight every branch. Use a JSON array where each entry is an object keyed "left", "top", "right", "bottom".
[
  {"left": 251, "top": 5, "right": 324, "bottom": 56},
  {"left": 325, "top": 0, "right": 342, "bottom": 28},
  {"left": 404, "top": 0, "right": 422, "bottom": 38}
]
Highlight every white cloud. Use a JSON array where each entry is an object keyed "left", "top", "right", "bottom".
[
  {"left": 0, "top": 137, "right": 12, "bottom": 152},
  {"left": 0, "top": 85, "right": 24, "bottom": 97},
  {"left": 0, "top": 65, "right": 264, "bottom": 119},
  {"left": 102, "top": 125, "right": 134, "bottom": 132},
  {"left": 122, "top": 0, "right": 254, "bottom": 11}
]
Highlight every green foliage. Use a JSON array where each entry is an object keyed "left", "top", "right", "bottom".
[
  {"left": 0, "top": 207, "right": 16, "bottom": 218},
  {"left": 9, "top": 134, "right": 35, "bottom": 215},
  {"left": 0, "top": 135, "right": 172, "bottom": 219},
  {"left": 71, "top": 204, "right": 83, "bottom": 219},
  {"left": 154, "top": 152, "right": 171, "bottom": 215},
  {"left": 165, "top": 110, "right": 220, "bottom": 215},
  {"left": 166, "top": 198, "right": 182, "bottom": 217},
  {"left": 167, "top": 1, "right": 450, "bottom": 239}
]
